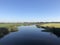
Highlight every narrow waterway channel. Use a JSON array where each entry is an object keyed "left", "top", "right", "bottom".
[{"left": 0, "top": 25, "right": 60, "bottom": 45}]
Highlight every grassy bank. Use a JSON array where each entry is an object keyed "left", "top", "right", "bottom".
[
  {"left": 37, "top": 23, "right": 60, "bottom": 28},
  {"left": 0, "top": 23, "right": 22, "bottom": 32},
  {"left": 0, "top": 23, "right": 22, "bottom": 38},
  {"left": 0, "top": 23, "right": 23, "bottom": 27}
]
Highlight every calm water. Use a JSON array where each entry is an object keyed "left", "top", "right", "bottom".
[{"left": 0, "top": 25, "right": 60, "bottom": 45}]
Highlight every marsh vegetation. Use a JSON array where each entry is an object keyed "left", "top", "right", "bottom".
[{"left": 36, "top": 23, "right": 60, "bottom": 37}]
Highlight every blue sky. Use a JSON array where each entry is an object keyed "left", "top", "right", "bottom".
[{"left": 0, "top": 0, "right": 60, "bottom": 22}]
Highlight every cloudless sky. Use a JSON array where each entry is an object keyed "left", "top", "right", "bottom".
[{"left": 0, "top": 0, "right": 60, "bottom": 22}]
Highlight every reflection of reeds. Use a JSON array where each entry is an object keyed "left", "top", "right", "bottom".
[
  {"left": 42, "top": 28, "right": 60, "bottom": 37},
  {"left": 37, "top": 23, "right": 60, "bottom": 37}
]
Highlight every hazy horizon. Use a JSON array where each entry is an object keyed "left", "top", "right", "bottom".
[{"left": 0, "top": 0, "right": 60, "bottom": 22}]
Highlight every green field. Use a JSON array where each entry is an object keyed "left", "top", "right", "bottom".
[
  {"left": 0, "top": 23, "right": 23, "bottom": 27},
  {"left": 0, "top": 23, "right": 23, "bottom": 32},
  {"left": 39, "top": 23, "right": 60, "bottom": 28}
]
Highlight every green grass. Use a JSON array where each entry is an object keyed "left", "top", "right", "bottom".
[
  {"left": 39, "top": 23, "right": 60, "bottom": 28},
  {"left": 0, "top": 23, "right": 22, "bottom": 27},
  {"left": 0, "top": 23, "right": 23, "bottom": 32}
]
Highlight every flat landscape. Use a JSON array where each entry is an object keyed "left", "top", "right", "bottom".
[{"left": 39, "top": 23, "right": 60, "bottom": 28}]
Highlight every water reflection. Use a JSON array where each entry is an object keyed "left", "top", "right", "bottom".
[
  {"left": 36, "top": 25, "right": 60, "bottom": 37},
  {"left": 42, "top": 28, "right": 60, "bottom": 37},
  {"left": 0, "top": 27, "right": 18, "bottom": 39}
]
